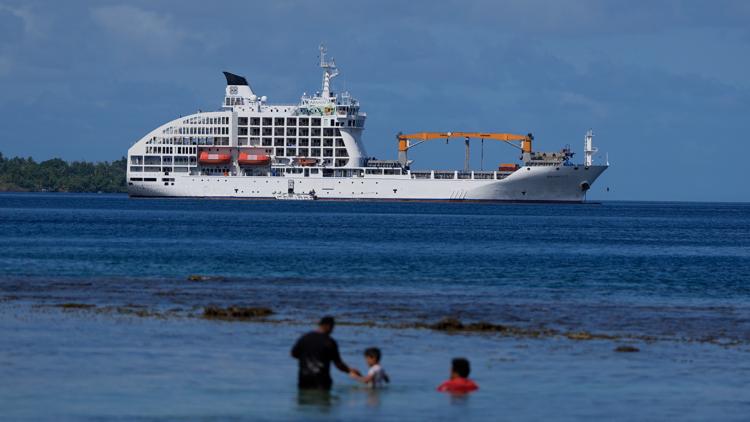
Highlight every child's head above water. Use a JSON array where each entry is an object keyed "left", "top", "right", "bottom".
[
  {"left": 451, "top": 358, "right": 471, "bottom": 379},
  {"left": 363, "top": 347, "right": 381, "bottom": 366}
]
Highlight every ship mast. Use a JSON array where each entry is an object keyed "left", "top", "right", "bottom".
[
  {"left": 584, "top": 129, "right": 597, "bottom": 166},
  {"left": 319, "top": 44, "right": 338, "bottom": 99}
]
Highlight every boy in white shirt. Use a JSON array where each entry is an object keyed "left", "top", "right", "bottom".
[{"left": 351, "top": 347, "right": 389, "bottom": 388}]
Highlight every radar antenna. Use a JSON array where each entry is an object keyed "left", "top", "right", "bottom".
[{"left": 319, "top": 44, "right": 339, "bottom": 98}]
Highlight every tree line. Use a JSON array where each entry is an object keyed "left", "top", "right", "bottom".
[{"left": 0, "top": 152, "right": 127, "bottom": 193}]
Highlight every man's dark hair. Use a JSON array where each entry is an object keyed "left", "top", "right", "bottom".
[
  {"left": 452, "top": 358, "right": 471, "bottom": 378},
  {"left": 319, "top": 316, "right": 335, "bottom": 328},
  {"left": 364, "top": 347, "right": 381, "bottom": 362}
]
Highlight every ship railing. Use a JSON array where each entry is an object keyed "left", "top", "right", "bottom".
[
  {"left": 408, "top": 170, "right": 506, "bottom": 180},
  {"left": 473, "top": 171, "right": 495, "bottom": 180},
  {"left": 433, "top": 171, "right": 455, "bottom": 180}
]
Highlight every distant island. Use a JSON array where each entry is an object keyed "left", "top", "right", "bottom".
[{"left": 0, "top": 152, "right": 126, "bottom": 193}]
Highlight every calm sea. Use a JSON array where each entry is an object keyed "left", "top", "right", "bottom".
[{"left": 1, "top": 193, "right": 748, "bottom": 420}]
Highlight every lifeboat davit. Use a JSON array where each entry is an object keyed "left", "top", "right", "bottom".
[
  {"left": 199, "top": 151, "right": 231, "bottom": 164},
  {"left": 297, "top": 157, "right": 317, "bottom": 166},
  {"left": 238, "top": 152, "right": 271, "bottom": 165}
]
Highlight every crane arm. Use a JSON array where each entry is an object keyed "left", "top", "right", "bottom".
[{"left": 398, "top": 131, "right": 533, "bottom": 153}]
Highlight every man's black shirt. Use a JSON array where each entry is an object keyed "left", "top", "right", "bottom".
[{"left": 291, "top": 331, "right": 347, "bottom": 390}]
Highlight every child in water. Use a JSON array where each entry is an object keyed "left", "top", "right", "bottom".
[
  {"left": 437, "top": 358, "right": 478, "bottom": 393},
  {"left": 350, "top": 347, "right": 390, "bottom": 388}
]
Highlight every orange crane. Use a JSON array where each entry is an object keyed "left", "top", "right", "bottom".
[{"left": 396, "top": 131, "right": 533, "bottom": 170}]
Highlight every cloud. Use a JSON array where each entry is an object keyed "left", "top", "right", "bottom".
[
  {"left": 447, "top": 0, "right": 750, "bottom": 37},
  {"left": 90, "top": 5, "right": 188, "bottom": 55},
  {"left": 0, "top": 4, "right": 42, "bottom": 38},
  {"left": 558, "top": 92, "right": 609, "bottom": 117}
]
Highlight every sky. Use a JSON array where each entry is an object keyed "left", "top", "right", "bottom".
[{"left": 0, "top": 0, "right": 748, "bottom": 201}]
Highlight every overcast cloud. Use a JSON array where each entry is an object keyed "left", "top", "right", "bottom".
[{"left": 0, "top": 0, "right": 748, "bottom": 201}]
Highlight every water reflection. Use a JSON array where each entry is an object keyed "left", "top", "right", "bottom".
[
  {"left": 450, "top": 393, "right": 471, "bottom": 406},
  {"left": 296, "top": 389, "right": 335, "bottom": 412},
  {"left": 365, "top": 389, "right": 381, "bottom": 408}
]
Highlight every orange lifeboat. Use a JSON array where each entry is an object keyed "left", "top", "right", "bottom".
[
  {"left": 199, "top": 151, "right": 231, "bottom": 164},
  {"left": 297, "top": 157, "right": 317, "bottom": 166},
  {"left": 238, "top": 152, "right": 271, "bottom": 165}
]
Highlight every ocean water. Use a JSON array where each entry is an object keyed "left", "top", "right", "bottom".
[{"left": 1, "top": 193, "right": 749, "bottom": 420}]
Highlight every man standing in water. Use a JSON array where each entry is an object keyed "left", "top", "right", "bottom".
[{"left": 291, "top": 316, "right": 360, "bottom": 390}]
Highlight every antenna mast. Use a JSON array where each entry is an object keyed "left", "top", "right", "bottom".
[
  {"left": 584, "top": 129, "right": 597, "bottom": 166},
  {"left": 319, "top": 44, "right": 338, "bottom": 98}
]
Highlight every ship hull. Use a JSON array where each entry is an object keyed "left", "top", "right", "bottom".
[{"left": 128, "top": 165, "right": 607, "bottom": 202}]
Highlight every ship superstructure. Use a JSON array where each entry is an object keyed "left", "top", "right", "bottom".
[{"left": 127, "top": 45, "right": 607, "bottom": 201}]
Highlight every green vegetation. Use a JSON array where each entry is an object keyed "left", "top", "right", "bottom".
[{"left": 0, "top": 152, "right": 127, "bottom": 193}]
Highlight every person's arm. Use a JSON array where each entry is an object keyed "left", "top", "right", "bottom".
[
  {"left": 291, "top": 337, "right": 301, "bottom": 359},
  {"left": 330, "top": 340, "right": 359, "bottom": 375},
  {"left": 351, "top": 371, "right": 374, "bottom": 383}
]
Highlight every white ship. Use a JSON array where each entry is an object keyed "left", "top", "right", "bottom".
[{"left": 127, "top": 45, "right": 607, "bottom": 202}]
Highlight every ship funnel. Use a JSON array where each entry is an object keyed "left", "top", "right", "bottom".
[
  {"left": 223, "top": 71, "right": 255, "bottom": 98},
  {"left": 223, "top": 72, "right": 248, "bottom": 86}
]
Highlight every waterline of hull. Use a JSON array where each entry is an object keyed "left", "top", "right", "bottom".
[{"left": 128, "top": 165, "right": 608, "bottom": 203}]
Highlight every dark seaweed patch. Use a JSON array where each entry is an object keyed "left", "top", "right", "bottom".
[
  {"left": 187, "top": 275, "right": 227, "bottom": 282},
  {"left": 55, "top": 303, "right": 96, "bottom": 309},
  {"left": 428, "top": 317, "right": 556, "bottom": 338},
  {"left": 203, "top": 306, "right": 273, "bottom": 320}
]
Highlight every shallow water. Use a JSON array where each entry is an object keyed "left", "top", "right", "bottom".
[{"left": 1, "top": 193, "right": 749, "bottom": 420}]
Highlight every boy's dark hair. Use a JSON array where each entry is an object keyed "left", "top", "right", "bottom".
[
  {"left": 319, "top": 316, "right": 335, "bottom": 327},
  {"left": 452, "top": 358, "right": 471, "bottom": 378},
  {"left": 364, "top": 347, "right": 381, "bottom": 362}
]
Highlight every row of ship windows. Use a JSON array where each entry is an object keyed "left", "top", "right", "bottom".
[
  {"left": 274, "top": 148, "right": 348, "bottom": 157},
  {"left": 238, "top": 127, "right": 342, "bottom": 136},
  {"left": 166, "top": 117, "right": 359, "bottom": 137},
  {"left": 148, "top": 136, "right": 345, "bottom": 149},
  {"left": 148, "top": 136, "right": 230, "bottom": 145},
  {"left": 130, "top": 167, "right": 189, "bottom": 173},
  {"left": 239, "top": 138, "right": 346, "bottom": 147},
  {"left": 131, "top": 156, "right": 197, "bottom": 165},
  {"left": 160, "top": 125, "right": 354, "bottom": 138},
  {"left": 144, "top": 146, "right": 198, "bottom": 154},
  {"left": 181, "top": 116, "right": 230, "bottom": 125},
  {"left": 157, "top": 127, "right": 341, "bottom": 143},
  {"left": 169, "top": 126, "right": 229, "bottom": 135},
  {"left": 239, "top": 117, "right": 321, "bottom": 126},
  {"left": 237, "top": 117, "right": 363, "bottom": 128}
]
